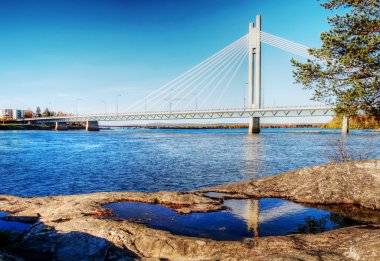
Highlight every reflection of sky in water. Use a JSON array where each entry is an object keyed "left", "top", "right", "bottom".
[
  {"left": 0, "top": 212, "right": 32, "bottom": 231},
  {"left": 224, "top": 198, "right": 306, "bottom": 223},
  {"left": 106, "top": 198, "right": 367, "bottom": 241},
  {"left": 0, "top": 128, "right": 379, "bottom": 196}
]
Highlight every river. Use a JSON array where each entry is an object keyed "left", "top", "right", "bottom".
[{"left": 0, "top": 128, "right": 379, "bottom": 197}]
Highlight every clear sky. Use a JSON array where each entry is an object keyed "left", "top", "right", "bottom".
[{"left": 0, "top": 0, "right": 335, "bottom": 122}]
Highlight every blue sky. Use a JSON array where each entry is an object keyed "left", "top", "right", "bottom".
[{"left": 0, "top": 0, "right": 335, "bottom": 122}]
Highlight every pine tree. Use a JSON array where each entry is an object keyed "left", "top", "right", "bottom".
[
  {"left": 291, "top": 0, "right": 380, "bottom": 119},
  {"left": 43, "top": 108, "right": 51, "bottom": 117},
  {"left": 36, "top": 107, "right": 41, "bottom": 117}
]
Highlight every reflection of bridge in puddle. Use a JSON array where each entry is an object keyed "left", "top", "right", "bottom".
[
  {"left": 223, "top": 199, "right": 306, "bottom": 237},
  {"left": 236, "top": 128, "right": 308, "bottom": 237},
  {"left": 106, "top": 197, "right": 366, "bottom": 240}
]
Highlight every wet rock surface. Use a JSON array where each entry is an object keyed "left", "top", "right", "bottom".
[
  {"left": 0, "top": 159, "right": 378, "bottom": 260},
  {"left": 205, "top": 159, "right": 380, "bottom": 210}
]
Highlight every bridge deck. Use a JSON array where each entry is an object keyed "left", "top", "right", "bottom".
[{"left": 21, "top": 107, "right": 334, "bottom": 122}]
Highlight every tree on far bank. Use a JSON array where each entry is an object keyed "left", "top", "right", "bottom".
[
  {"left": 36, "top": 107, "right": 41, "bottom": 117},
  {"left": 57, "top": 111, "right": 67, "bottom": 116},
  {"left": 42, "top": 108, "right": 51, "bottom": 117},
  {"left": 24, "top": 110, "right": 34, "bottom": 118},
  {"left": 291, "top": 0, "right": 380, "bottom": 120}
]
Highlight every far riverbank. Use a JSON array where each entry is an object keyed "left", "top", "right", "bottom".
[{"left": 0, "top": 124, "right": 84, "bottom": 131}]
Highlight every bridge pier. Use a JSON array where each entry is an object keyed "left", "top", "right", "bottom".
[
  {"left": 86, "top": 121, "right": 100, "bottom": 131},
  {"left": 342, "top": 116, "right": 349, "bottom": 135},
  {"left": 248, "top": 117, "right": 260, "bottom": 133},
  {"left": 248, "top": 16, "right": 261, "bottom": 134},
  {"left": 55, "top": 122, "right": 67, "bottom": 131}
]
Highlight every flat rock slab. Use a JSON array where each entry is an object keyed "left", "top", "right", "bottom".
[
  {"left": 0, "top": 159, "right": 379, "bottom": 260},
  {"left": 205, "top": 159, "right": 380, "bottom": 209}
]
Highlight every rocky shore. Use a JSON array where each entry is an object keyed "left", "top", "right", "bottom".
[
  {"left": 204, "top": 159, "right": 380, "bottom": 209},
  {"left": 0, "top": 159, "right": 379, "bottom": 260}
]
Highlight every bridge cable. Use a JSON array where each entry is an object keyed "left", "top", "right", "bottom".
[
  {"left": 151, "top": 36, "right": 248, "bottom": 111},
  {"left": 171, "top": 38, "right": 248, "bottom": 110},
  {"left": 150, "top": 36, "right": 247, "bottom": 111},
  {"left": 197, "top": 41, "right": 249, "bottom": 108},
  {"left": 215, "top": 47, "right": 248, "bottom": 106},
  {"left": 126, "top": 35, "right": 247, "bottom": 111},
  {"left": 170, "top": 38, "right": 248, "bottom": 110},
  {"left": 261, "top": 38, "right": 311, "bottom": 58},
  {"left": 179, "top": 40, "right": 248, "bottom": 110},
  {"left": 261, "top": 31, "right": 313, "bottom": 59},
  {"left": 125, "top": 35, "right": 248, "bottom": 112}
]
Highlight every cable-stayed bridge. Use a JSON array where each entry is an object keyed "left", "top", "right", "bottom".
[{"left": 23, "top": 15, "right": 337, "bottom": 132}]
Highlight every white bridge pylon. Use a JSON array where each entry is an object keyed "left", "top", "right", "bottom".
[
  {"left": 23, "top": 15, "right": 332, "bottom": 132},
  {"left": 248, "top": 15, "right": 262, "bottom": 133}
]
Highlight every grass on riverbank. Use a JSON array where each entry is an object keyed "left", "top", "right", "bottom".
[{"left": 321, "top": 115, "right": 380, "bottom": 130}]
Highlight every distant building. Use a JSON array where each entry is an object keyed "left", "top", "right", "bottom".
[
  {"left": 0, "top": 109, "right": 13, "bottom": 119},
  {"left": 12, "top": 109, "right": 25, "bottom": 120},
  {"left": 0, "top": 109, "right": 25, "bottom": 120}
]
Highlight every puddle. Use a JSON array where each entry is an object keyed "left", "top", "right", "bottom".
[
  {"left": 0, "top": 212, "right": 33, "bottom": 232},
  {"left": 203, "top": 192, "right": 228, "bottom": 198},
  {"left": 105, "top": 198, "right": 369, "bottom": 241}
]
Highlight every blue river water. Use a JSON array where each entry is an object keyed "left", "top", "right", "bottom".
[
  {"left": 0, "top": 212, "right": 32, "bottom": 232},
  {"left": 0, "top": 128, "right": 379, "bottom": 197}
]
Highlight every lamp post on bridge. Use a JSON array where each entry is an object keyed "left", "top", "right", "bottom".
[
  {"left": 169, "top": 89, "right": 173, "bottom": 113},
  {"left": 193, "top": 93, "right": 198, "bottom": 110},
  {"left": 116, "top": 94, "right": 122, "bottom": 115},
  {"left": 244, "top": 83, "right": 248, "bottom": 110},
  {"left": 164, "top": 89, "right": 180, "bottom": 112}
]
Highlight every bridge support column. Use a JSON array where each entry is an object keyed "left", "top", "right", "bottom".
[
  {"left": 86, "top": 121, "right": 99, "bottom": 131},
  {"left": 55, "top": 122, "right": 67, "bottom": 131},
  {"left": 342, "top": 116, "right": 349, "bottom": 135},
  {"left": 248, "top": 15, "right": 261, "bottom": 134},
  {"left": 248, "top": 117, "right": 260, "bottom": 133}
]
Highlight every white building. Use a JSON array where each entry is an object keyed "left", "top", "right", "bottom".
[
  {"left": 0, "top": 109, "right": 12, "bottom": 119},
  {"left": 0, "top": 109, "right": 25, "bottom": 120},
  {"left": 12, "top": 109, "right": 25, "bottom": 120}
]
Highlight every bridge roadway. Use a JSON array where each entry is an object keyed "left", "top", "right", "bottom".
[{"left": 21, "top": 106, "right": 334, "bottom": 122}]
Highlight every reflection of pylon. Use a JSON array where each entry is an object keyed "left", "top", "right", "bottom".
[{"left": 246, "top": 199, "right": 260, "bottom": 237}]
